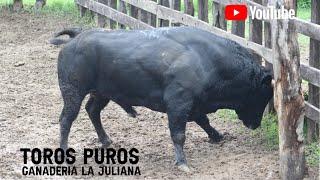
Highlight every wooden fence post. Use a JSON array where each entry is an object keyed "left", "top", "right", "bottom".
[
  {"left": 109, "top": 0, "right": 117, "bottom": 29},
  {"left": 271, "top": 0, "right": 305, "bottom": 179},
  {"left": 130, "top": 4, "right": 139, "bottom": 29},
  {"left": 184, "top": 0, "right": 194, "bottom": 16},
  {"left": 79, "top": 4, "right": 87, "bottom": 17},
  {"left": 130, "top": 4, "right": 138, "bottom": 18},
  {"left": 249, "top": 0, "right": 262, "bottom": 65},
  {"left": 231, "top": 20, "right": 245, "bottom": 37},
  {"left": 172, "top": 0, "right": 181, "bottom": 26},
  {"left": 138, "top": 9, "right": 149, "bottom": 24},
  {"left": 198, "top": 0, "right": 208, "bottom": 22},
  {"left": 118, "top": 0, "right": 127, "bottom": 29},
  {"left": 13, "top": 0, "right": 23, "bottom": 11},
  {"left": 307, "top": 0, "right": 320, "bottom": 142},
  {"left": 174, "top": 0, "right": 181, "bottom": 11},
  {"left": 263, "top": 0, "right": 275, "bottom": 114},
  {"left": 150, "top": 0, "right": 157, "bottom": 27},
  {"left": 96, "top": 0, "right": 108, "bottom": 27},
  {"left": 213, "top": 2, "right": 226, "bottom": 30},
  {"left": 159, "top": 0, "right": 170, "bottom": 27},
  {"left": 35, "top": 0, "right": 46, "bottom": 9}
]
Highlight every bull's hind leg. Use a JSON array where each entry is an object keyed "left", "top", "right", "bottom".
[
  {"left": 119, "top": 104, "right": 137, "bottom": 118},
  {"left": 193, "top": 114, "right": 223, "bottom": 143},
  {"left": 59, "top": 85, "right": 85, "bottom": 151},
  {"left": 85, "top": 94, "right": 112, "bottom": 147}
]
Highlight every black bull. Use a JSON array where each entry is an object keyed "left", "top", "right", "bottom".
[{"left": 50, "top": 27, "right": 273, "bottom": 172}]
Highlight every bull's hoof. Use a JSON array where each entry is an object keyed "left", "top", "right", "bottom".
[
  {"left": 101, "top": 140, "right": 112, "bottom": 149},
  {"left": 208, "top": 134, "right": 224, "bottom": 144},
  {"left": 128, "top": 111, "right": 138, "bottom": 118},
  {"left": 177, "top": 164, "right": 191, "bottom": 173}
]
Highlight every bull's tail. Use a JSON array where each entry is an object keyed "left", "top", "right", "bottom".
[{"left": 49, "top": 28, "right": 83, "bottom": 45}]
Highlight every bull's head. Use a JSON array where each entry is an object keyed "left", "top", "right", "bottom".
[{"left": 236, "top": 73, "right": 274, "bottom": 129}]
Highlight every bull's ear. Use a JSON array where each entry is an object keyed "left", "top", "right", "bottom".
[{"left": 261, "top": 74, "right": 272, "bottom": 87}]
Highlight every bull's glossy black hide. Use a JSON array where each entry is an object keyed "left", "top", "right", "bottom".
[{"left": 54, "top": 27, "right": 273, "bottom": 170}]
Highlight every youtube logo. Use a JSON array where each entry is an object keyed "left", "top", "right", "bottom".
[{"left": 225, "top": 5, "right": 248, "bottom": 21}]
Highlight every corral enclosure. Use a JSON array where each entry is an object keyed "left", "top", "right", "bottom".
[{"left": 0, "top": 0, "right": 319, "bottom": 179}]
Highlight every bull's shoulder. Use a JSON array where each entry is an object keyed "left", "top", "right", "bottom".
[{"left": 164, "top": 52, "right": 209, "bottom": 97}]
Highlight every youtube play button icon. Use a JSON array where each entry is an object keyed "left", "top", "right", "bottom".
[{"left": 225, "top": 5, "right": 248, "bottom": 20}]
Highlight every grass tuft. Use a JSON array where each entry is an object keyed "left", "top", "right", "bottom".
[
  {"left": 252, "top": 113, "right": 279, "bottom": 150},
  {"left": 305, "top": 142, "right": 320, "bottom": 167}
]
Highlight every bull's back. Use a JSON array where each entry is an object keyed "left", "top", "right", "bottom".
[{"left": 69, "top": 29, "right": 195, "bottom": 110}]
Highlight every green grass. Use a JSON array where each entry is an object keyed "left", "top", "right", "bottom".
[
  {"left": 216, "top": 110, "right": 319, "bottom": 167},
  {"left": 298, "top": 0, "right": 311, "bottom": 9},
  {"left": 251, "top": 113, "right": 320, "bottom": 167},
  {"left": 305, "top": 142, "right": 320, "bottom": 166},
  {"left": 252, "top": 113, "right": 279, "bottom": 150},
  {"left": 0, "top": 0, "right": 96, "bottom": 27},
  {"left": 215, "top": 109, "right": 238, "bottom": 122},
  {"left": 0, "top": 0, "right": 76, "bottom": 12}
]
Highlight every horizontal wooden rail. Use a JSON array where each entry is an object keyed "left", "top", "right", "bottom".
[
  {"left": 122, "top": 0, "right": 273, "bottom": 62},
  {"left": 75, "top": 0, "right": 154, "bottom": 29},
  {"left": 301, "top": 63, "right": 320, "bottom": 87},
  {"left": 293, "top": 18, "right": 320, "bottom": 41},
  {"left": 305, "top": 102, "right": 320, "bottom": 124}
]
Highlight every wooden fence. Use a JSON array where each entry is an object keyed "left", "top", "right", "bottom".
[{"left": 75, "top": 0, "right": 319, "bottom": 178}]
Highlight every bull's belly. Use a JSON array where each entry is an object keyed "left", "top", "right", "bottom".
[
  {"left": 96, "top": 84, "right": 166, "bottom": 113},
  {"left": 111, "top": 94, "right": 166, "bottom": 113}
]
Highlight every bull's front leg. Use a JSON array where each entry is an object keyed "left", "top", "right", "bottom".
[
  {"left": 193, "top": 114, "right": 223, "bottom": 143},
  {"left": 168, "top": 115, "right": 189, "bottom": 172},
  {"left": 164, "top": 84, "right": 193, "bottom": 173}
]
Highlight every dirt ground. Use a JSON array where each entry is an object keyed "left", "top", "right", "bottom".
[{"left": 0, "top": 10, "right": 316, "bottom": 179}]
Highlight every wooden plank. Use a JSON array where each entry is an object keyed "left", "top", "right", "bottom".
[
  {"left": 108, "top": 0, "right": 117, "bottom": 29},
  {"left": 147, "top": 0, "right": 157, "bottom": 27},
  {"left": 118, "top": 0, "right": 127, "bottom": 29},
  {"left": 293, "top": 18, "right": 320, "bottom": 41},
  {"left": 301, "top": 63, "right": 320, "bottom": 87},
  {"left": 96, "top": 0, "right": 108, "bottom": 27},
  {"left": 139, "top": 9, "right": 149, "bottom": 23},
  {"left": 271, "top": 0, "right": 305, "bottom": 179},
  {"left": 307, "top": 0, "right": 320, "bottom": 142},
  {"left": 198, "top": 0, "right": 208, "bottom": 22},
  {"left": 159, "top": 0, "right": 170, "bottom": 27},
  {"left": 75, "top": 0, "right": 154, "bottom": 29},
  {"left": 232, "top": 21, "right": 245, "bottom": 37},
  {"left": 263, "top": 0, "right": 274, "bottom": 114},
  {"left": 121, "top": 0, "right": 273, "bottom": 62},
  {"left": 13, "top": 0, "right": 23, "bottom": 11},
  {"left": 130, "top": 2, "right": 139, "bottom": 29},
  {"left": 305, "top": 102, "right": 320, "bottom": 124},
  {"left": 249, "top": 0, "right": 262, "bottom": 65},
  {"left": 172, "top": 0, "right": 181, "bottom": 26},
  {"left": 184, "top": 0, "right": 194, "bottom": 16},
  {"left": 174, "top": 0, "right": 181, "bottom": 11},
  {"left": 79, "top": 4, "right": 87, "bottom": 17},
  {"left": 213, "top": 2, "right": 226, "bottom": 30}
]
